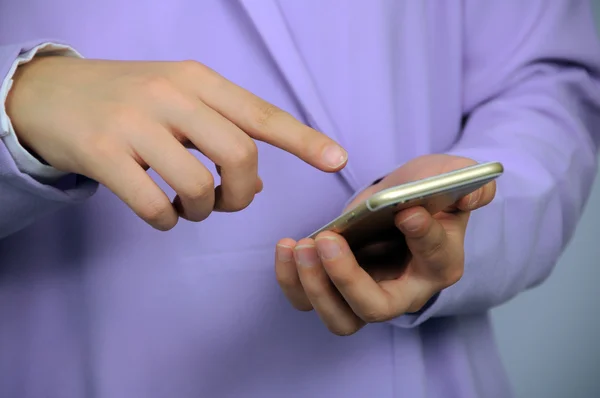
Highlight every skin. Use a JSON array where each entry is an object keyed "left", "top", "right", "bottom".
[
  {"left": 275, "top": 154, "right": 497, "bottom": 336},
  {"left": 7, "top": 56, "right": 348, "bottom": 230},
  {"left": 8, "top": 57, "right": 497, "bottom": 337}
]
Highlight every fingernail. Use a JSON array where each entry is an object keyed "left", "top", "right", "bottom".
[
  {"left": 294, "top": 244, "right": 318, "bottom": 267},
  {"left": 321, "top": 145, "right": 348, "bottom": 168},
  {"left": 398, "top": 213, "right": 424, "bottom": 232},
  {"left": 467, "top": 190, "right": 481, "bottom": 209},
  {"left": 315, "top": 236, "right": 342, "bottom": 260},
  {"left": 276, "top": 244, "right": 293, "bottom": 262}
]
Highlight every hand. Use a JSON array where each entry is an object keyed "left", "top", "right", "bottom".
[
  {"left": 274, "top": 154, "right": 496, "bottom": 336},
  {"left": 7, "top": 57, "right": 347, "bottom": 230}
]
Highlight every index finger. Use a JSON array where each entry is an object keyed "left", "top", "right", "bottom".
[{"left": 192, "top": 65, "right": 348, "bottom": 172}]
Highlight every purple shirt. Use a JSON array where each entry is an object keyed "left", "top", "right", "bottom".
[{"left": 1, "top": 1, "right": 599, "bottom": 397}]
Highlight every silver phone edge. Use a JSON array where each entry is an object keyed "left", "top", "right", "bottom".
[
  {"left": 306, "top": 161, "right": 503, "bottom": 239},
  {"left": 367, "top": 161, "right": 503, "bottom": 211}
]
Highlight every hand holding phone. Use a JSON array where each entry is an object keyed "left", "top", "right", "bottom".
[
  {"left": 308, "top": 161, "right": 503, "bottom": 248},
  {"left": 275, "top": 155, "right": 501, "bottom": 336}
]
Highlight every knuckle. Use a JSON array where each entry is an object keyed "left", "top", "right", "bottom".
[
  {"left": 177, "top": 59, "right": 213, "bottom": 78},
  {"left": 251, "top": 102, "right": 283, "bottom": 129},
  {"left": 141, "top": 75, "right": 176, "bottom": 98},
  {"left": 182, "top": 175, "right": 215, "bottom": 202},
  {"left": 77, "top": 134, "right": 122, "bottom": 174},
  {"left": 216, "top": 186, "right": 257, "bottom": 213},
  {"left": 177, "top": 60, "right": 223, "bottom": 88},
  {"left": 178, "top": 59, "right": 204, "bottom": 74},
  {"left": 138, "top": 197, "right": 174, "bottom": 229},
  {"left": 420, "top": 232, "right": 447, "bottom": 259},
  {"left": 227, "top": 138, "right": 258, "bottom": 167},
  {"left": 226, "top": 139, "right": 259, "bottom": 169},
  {"left": 168, "top": 92, "right": 198, "bottom": 115},
  {"left": 137, "top": 72, "right": 195, "bottom": 113},
  {"left": 360, "top": 310, "right": 388, "bottom": 324},
  {"left": 421, "top": 240, "right": 445, "bottom": 260},
  {"left": 87, "top": 134, "right": 120, "bottom": 158},
  {"left": 360, "top": 301, "right": 396, "bottom": 323},
  {"left": 107, "top": 105, "right": 143, "bottom": 131},
  {"left": 178, "top": 96, "right": 198, "bottom": 114},
  {"left": 443, "top": 265, "right": 464, "bottom": 287},
  {"left": 230, "top": 194, "right": 256, "bottom": 212}
]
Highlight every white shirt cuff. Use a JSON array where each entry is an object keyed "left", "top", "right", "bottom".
[{"left": 0, "top": 43, "right": 82, "bottom": 183}]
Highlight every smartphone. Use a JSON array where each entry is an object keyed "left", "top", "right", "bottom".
[{"left": 307, "top": 161, "right": 503, "bottom": 248}]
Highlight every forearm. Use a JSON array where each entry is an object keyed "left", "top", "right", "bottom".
[
  {"left": 445, "top": 62, "right": 598, "bottom": 311},
  {"left": 391, "top": 0, "right": 600, "bottom": 327}
]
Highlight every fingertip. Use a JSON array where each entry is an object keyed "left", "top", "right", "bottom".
[
  {"left": 293, "top": 238, "right": 320, "bottom": 269},
  {"left": 315, "top": 235, "right": 347, "bottom": 263},
  {"left": 276, "top": 240, "right": 295, "bottom": 264},
  {"left": 145, "top": 203, "right": 179, "bottom": 231},
  {"left": 255, "top": 177, "right": 264, "bottom": 193},
  {"left": 151, "top": 216, "right": 179, "bottom": 232},
  {"left": 315, "top": 230, "right": 342, "bottom": 240},
  {"left": 294, "top": 238, "right": 316, "bottom": 253},
  {"left": 455, "top": 195, "right": 473, "bottom": 212},
  {"left": 277, "top": 238, "right": 297, "bottom": 248},
  {"left": 320, "top": 144, "right": 348, "bottom": 172},
  {"left": 315, "top": 231, "right": 351, "bottom": 255},
  {"left": 481, "top": 181, "right": 497, "bottom": 206},
  {"left": 459, "top": 182, "right": 496, "bottom": 211}
]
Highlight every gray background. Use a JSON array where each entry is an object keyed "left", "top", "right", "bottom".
[{"left": 491, "top": 3, "right": 600, "bottom": 397}]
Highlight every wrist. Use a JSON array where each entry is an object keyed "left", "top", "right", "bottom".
[
  {"left": 1, "top": 43, "right": 81, "bottom": 182},
  {"left": 5, "top": 56, "right": 54, "bottom": 151}
]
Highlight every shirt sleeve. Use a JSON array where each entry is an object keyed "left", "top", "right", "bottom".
[
  {"left": 1, "top": 42, "right": 82, "bottom": 183},
  {"left": 391, "top": 0, "right": 600, "bottom": 327},
  {"left": 0, "top": 40, "right": 97, "bottom": 239}
]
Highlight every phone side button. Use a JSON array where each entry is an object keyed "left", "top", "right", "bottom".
[{"left": 347, "top": 212, "right": 356, "bottom": 223}]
